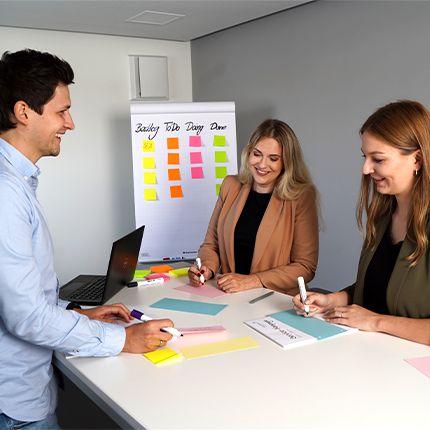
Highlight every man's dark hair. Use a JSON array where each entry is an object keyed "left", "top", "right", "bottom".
[{"left": 0, "top": 49, "right": 74, "bottom": 132}]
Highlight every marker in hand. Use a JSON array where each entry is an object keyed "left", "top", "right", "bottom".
[
  {"left": 131, "top": 309, "right": 183, "bottom": 337},
  {"left": 195, "top": 257, "right": 205, "bottom": 284},
  {"left": 298, "top": 276, "right": 310, "bottom": 316}
]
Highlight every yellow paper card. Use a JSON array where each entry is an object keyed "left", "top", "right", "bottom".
[
  {"left": 142, "top": 140, "right": 155, "bottom": 152},
  {"left": 168, "top": 267, "right": 189, "bottom": 277},
  {"left": 144, "top": 172, "right": 157, "bottom": 184},
  {"left": 143, "top": 157, "right": 156, "bottom": 169},
  {"left": 143, "top": 348, "right": 182, "bottom": 365},
  {"left": 181, "top": 336, "right": 258, "bottom": 359}
]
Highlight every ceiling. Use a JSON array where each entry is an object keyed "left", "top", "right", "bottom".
[{"left": 0, "top": 0, "right": 313, "bottom": 42}]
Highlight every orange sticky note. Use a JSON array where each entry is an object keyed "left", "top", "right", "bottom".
[
  {"left": 150, "top": 264, "right": 174, "bottom": 273},
  {"left": 167, "top": 137, "right": 179, "bottom": 150},
  {"left": 170, "top": 185, "right": 183, "bottom": 198},
  {"left": 168, "top": 169, "right": 181, "bottom": 181},
  {"left": 168, "top": 153, "right": 180, "bottom": 165}
]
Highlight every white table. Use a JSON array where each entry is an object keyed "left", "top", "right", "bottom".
[{"left": 54, "top": 277, "right": 430, "bottom": 429}]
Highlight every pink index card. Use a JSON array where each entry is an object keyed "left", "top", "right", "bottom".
[
  {"left": 190, "top": 152, "right": 203, "bottom": 164},
  {"left": 146, "top": 273, "right": 170, "bottom": 282},
  {"left": 191, "top": 166, "right": 204, "bottom": 179},
  {"left": 175, "top": 283, "right": 226, "bottom": 298},
  {"left": 189, "top": 136, "right": 202, "bottom": 147},
  {"left": 405, "top": 356, "right": 430, "bottom": 378}
]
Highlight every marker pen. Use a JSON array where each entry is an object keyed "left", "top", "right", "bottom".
[
  {"left": 195, "top": 257, "right": 205, "bottom": 284},
  {"left": 297, "top": 276, "right": 310, "bottom": 316},
  {"left": 128, "top": 278, "right": 164, "bottom": 288},
  {"left": 131, "top": 309, "right": 183, "bottom": 337}
]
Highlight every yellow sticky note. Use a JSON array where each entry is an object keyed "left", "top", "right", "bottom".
[
  {"left": 213, "top": 135, "right": 226, "bottom": 147},
  {"left": 134, "top": 270, "right": 151, "bottom": 279},
  {"left": 143, "top": 157, "right": 156, "bottom": 169},
  {"left": 215, "top": 166, "right": 227, "bottom": 179},
  {"left": 181, "top": 336, "right": 258, "bottom": 359},
  {"left": 216, "top": 184, "right": 221, "bottom": 196},
  {"left": 168, "top": 267, "right": 189, "bottom": 277},
  {"left": 142, "top": 140, "right": 155, "bottom": 152},
  {"left": 144, "top": 172, "right": 157, "bottom": 184},
  {"left": 143, "top": 348, "right": 182, "bottom": 366},
  {"left": 144, "top": 189, "right": 157, "bottom": 201}
]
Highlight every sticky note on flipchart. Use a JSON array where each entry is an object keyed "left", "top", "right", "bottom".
[
  {"left": 142, "top": 140, "right": 155, "bottom": 152},
  {"left": 134, "top": 269, "right": 151, "bottom": 279},
  {"left": 144, "top": 189, "right": 157, "bottom": 201},
  {"left": 190, "top": 152, "right": 203, "bottom": 164},
  {"left": 216, "top": 184, "right": 221, "bottom": 195},
  {"left": 215, "top": 166, "right": 227, "bottom": 179},
  {"left": 189, "top": 136, "right": 202, "bottom": 147},
  {"left": 191, "top": 167, "right": 204, "bottom": 179},
  {"left": 143, "top": 348, "right": 182, "bottom": 366},
  {"left": 144, "top": 172, "right": 157, "bottom": 184},
  {"left": 181, "top": 337, "right": 258, "bottom": 359},
  {"left": 269, "top": 309, "right": 347, "bottom": 339},
  {"left": 167, "top": 137, "right": 179, "bottom": 150},
  {"left": 213, "top": 135, "right": 226, "bottom": 147},
  {"left": 168, "top": 153, "right": 180, "bottom": 165},
  {"left": 143, "top": 157, "right": 156, "bottom": 169},
  {"left": 214, "top": 151, "right": 228, "bottom": 163},
  {"left": 170, "top": 185, "right": 183, "bottom": 198},
  {"left": 150, "top": 298, "right": 227, "bottom": 315},
  {"left": 168, "top": 169, "right": 181, "bottom": 181}
]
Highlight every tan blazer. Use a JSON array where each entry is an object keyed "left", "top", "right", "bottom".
[
  {"left": 345, "top": 215, "right": 430, "bottom": 318},
  {"left": 198, "top": 175, "right": 319, "bottom": 294}
]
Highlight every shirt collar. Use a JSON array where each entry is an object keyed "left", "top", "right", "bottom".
[{"left": 0, "top": 138, "right": 41, "bottom": 186}]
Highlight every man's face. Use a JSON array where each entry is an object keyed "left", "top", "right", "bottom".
[{"left": 26, "top": 84, "right": 74, "bottom": 162}]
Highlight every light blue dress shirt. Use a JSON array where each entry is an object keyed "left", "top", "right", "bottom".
[{"left": 0, "top": 138, "right": 126, "bottom": 422}]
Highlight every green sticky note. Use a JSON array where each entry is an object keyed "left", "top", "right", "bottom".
[
  {"left": 168, "top": 267, "right": 189, "bottom": 277},
  {"left": 216, "top": 184, "right": 221, "bottom": 195},
  {"left": 134, "top": 269, "right": 151, "bottom": 279},
  {"left": 215, "top": 166, "right": 227, "bottom": 179},
  {"left": 213, "top": 135, "right": 226, "bottom": 147},
  {"left": 214, "top": 151, "right": 228, "bottom": 163}
]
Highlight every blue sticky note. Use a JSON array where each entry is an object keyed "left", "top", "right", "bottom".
[
  {"left": 150, "top": 298, "right": 227, "bottom": 316},
  {"left": 269, "top": 309, "right": 346, "bottom": 340}
]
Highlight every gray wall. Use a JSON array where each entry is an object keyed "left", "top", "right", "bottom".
[{"left": 191, "top": 0, "right": 430, "bottom": 291}]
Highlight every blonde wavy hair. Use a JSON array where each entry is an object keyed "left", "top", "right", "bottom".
[
  {"left": 238, "top": 118, "right": 316, "bottom": 201},
  {"left": 357, "top": 100, "right": 430, "bottom": 266}
]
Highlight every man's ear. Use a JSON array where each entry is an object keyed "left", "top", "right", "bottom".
[{"left": 13, "top": 101, "right": 30, "bottom": 125}]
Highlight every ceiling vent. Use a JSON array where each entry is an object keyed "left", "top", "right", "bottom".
[{"left": 126, "top": 10, "right": 185, "bottom": 26}]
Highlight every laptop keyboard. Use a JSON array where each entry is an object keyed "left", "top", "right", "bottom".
[{"left": 69, "top": 277, "right": 106, "bottom": 301}]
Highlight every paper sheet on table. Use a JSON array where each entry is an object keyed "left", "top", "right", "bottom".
[
  {"left": 175, "top": 283, "right": 226, "bottom": 298},
  {"left": 143, "top": 348, "right": 182, "bottom": 366},
  {"left": 405, "top": 356, "right": 430, "bottom": 378},
  {"left": 150, "top": 298, "right": 227, "bottom": 315},
  {"left": 181, "top": 336, "right": 259, "bottom": 359}
]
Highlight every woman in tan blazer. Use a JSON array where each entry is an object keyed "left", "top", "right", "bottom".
[
  {"left": 188, "top": 119, "right": 319, "bottom": 295},
  {"left": 294, "top": 100, "right": 430, "bottom": 345}
]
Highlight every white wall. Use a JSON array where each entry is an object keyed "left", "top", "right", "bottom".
[
  {"left": 0, "top": 26, "right": 192, "bottom": 283},
  {"left": 191, "top": 0, "right": 430, "bottom": 291}
]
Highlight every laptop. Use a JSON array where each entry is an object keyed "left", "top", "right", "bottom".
[{"left": 59, "top": 226, "right": 144, "bottom": 305}]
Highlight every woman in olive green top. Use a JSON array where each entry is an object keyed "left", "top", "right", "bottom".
[{"left": 294, "top": 100, "right": 430, "bottom": 345}]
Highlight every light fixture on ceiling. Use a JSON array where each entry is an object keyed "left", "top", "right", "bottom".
[{"left": 126, "top": 10, "right": 185, "bottom": 26}]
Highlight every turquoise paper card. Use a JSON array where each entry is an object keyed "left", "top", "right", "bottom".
[
  {"left": 269, "top": 309, "right": 346, "bottom": 340},
  {"left": 150, "top": 298, "right": 227, "bottom": 316}
]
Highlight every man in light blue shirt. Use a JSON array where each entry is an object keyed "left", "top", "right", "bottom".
[{"left": 0, "top": 49, "right": 173, "bottom": 430}]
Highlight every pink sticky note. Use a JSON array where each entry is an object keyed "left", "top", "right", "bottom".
[
  {"left": 191, "top": 166, "right": 204, "bottom": 179},
  {"left": 190, "top": 152, "right": 203, "bottom": 164},
  {"left": 405, "top": 356, "right": 430, "bottom": 378},
  {"left": 189, "top": 136, "right": 202, "bottom": 147},
  {"left": 175, "top": 283, "right": 226, "bottom": 298}
]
